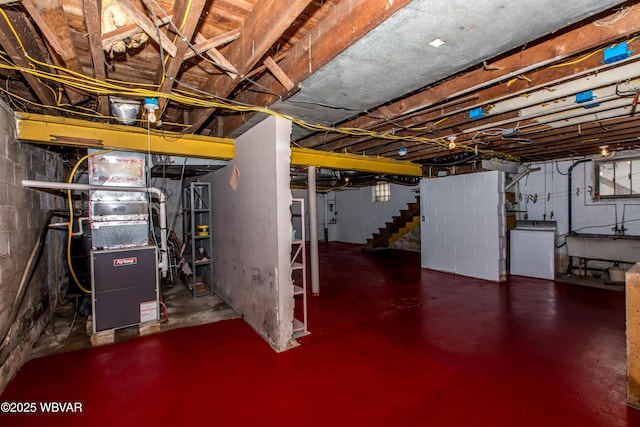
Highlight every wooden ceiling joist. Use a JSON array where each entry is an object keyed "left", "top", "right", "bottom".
[
  {"left": 217, "top": 0, "right": 414, "bottom": 137},
  {"left": 155, "top": 0, "right": 207, "bottom": 99},
  {"left": 296, "top": 2, "right": 640, "bottom": 153},
  {"left": 0, "top": 8, "right": 59, "bottom": 113},
  {"left": 190, "top": 0, "right": 315, "bottom": 132},
  {"left": 82, "top": 0, "right": 109, "bottom": 117},
  {"left": 21, "top": 0, "right": 87, "bottom": 105}
]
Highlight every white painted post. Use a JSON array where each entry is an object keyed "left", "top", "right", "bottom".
[{"left": 308, "top": 166, "right": 320, "bottom": 295}]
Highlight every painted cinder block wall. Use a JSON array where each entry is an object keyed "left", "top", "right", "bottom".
[
  {"left": 421, "top": 171, "right": 507, "bottom": 282},
  {"left": 0, "top": 101, "right": 66, "bottom": 393}
]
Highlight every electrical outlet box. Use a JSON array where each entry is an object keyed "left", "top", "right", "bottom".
[
  {"left": 603, "top": 42, "right": 633, "bottom": 64},
  {"left": 469, "top": 107, "right": 484, "bottom": 119}
]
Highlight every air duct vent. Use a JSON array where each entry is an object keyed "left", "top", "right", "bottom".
[{"left": 110, "top": 97, "right": 140, "bottom": 125}]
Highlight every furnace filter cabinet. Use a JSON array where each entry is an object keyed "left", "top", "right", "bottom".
[{"left": 88, "top": 150, "right": 159, "bottom": 333}]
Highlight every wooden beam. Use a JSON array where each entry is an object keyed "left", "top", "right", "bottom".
[
  {"left": 264, "top": 56, "right": 295, "bottom": 92},
  {"left": 101, "top": 12, "right": 172, "bottom": 48},
  {"left": 0, "top": 9, "right": 59, "bottom": 113},
  {"left": 189, "top": 32, "right": 240, "bottom": 79},
  {"left": 184, "top": 30, "right": 240, "bottom": 61},
  {"left": 155, "top": 0, "right": 207, "bottom": 111},
  {"left": 21, "top": 0, "right": 87, "bottom": 104},
  {"left": 190, "top": 0, "right": 314, "bottom": 131},
  {"left": 82, "top": 0, "right": 109, "bottom": 117},
  {"left": 113, "top": 0, "right": 177, "bottom": 57},
  {"left": 217, "top": 0, "right": 414, "bottom": 136}
]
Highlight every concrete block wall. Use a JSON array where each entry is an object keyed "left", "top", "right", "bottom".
[
  {"left": 421, "top": 171, "right": 506, "bottom": 282},
  {"left": 0, "top": 101, "right": 66, "bottom": 393}
]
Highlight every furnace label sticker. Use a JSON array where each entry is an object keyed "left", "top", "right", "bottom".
[
  {"left": 140, "top": 301, "right": 157, "bottom": 323},
  {"left": 113, "top": 257, "right": 137, "bottom": 267}
]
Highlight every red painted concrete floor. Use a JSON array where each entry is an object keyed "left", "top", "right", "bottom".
[{"left": 2, "top": 242, "right": 640, "bottom": 426}]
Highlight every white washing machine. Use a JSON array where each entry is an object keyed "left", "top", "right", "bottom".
[{"left": 510, "top": 221, "right": 556, "bottom": 280}]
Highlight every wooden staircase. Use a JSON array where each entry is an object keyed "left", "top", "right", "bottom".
[{"left": 364, "top": 197, "right": 420, "bottom": 251}]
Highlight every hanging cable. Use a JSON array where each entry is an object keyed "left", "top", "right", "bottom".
[{"left": 66, "top": 150, "right": 112, "bottom": 294}]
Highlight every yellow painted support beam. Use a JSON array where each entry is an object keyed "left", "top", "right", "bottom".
[
  {"left": 16, "top": 113, "right": 423, "bottom": 176},
  {"left": 15, "top": 113, "right": 235, "bottom": 159},
  {"left": 291, "top": 147, "right": 422, "bottom": 177}
]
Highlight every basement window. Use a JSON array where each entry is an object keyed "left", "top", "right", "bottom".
[
  {"left": 596, "top": 158, "right": 640, "bottom": 198},
  {"left": 373, "top": 182, "right": 391, "bottom": 202}
]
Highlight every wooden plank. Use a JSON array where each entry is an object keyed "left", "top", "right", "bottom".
[
  {"left": 113, "top": 0, "right": 177, "bottom": 57},
  {"left": 21, "top": 0, "right": 87, "bottom": 104},
  {"left": 217, "top": 0, "right": 414, "bottom": 136},
  {"left": 82, "top": 0, "right": 109, "bottom": 116},
  {"left": 264, "top": 56, "right": 295, "bottom": 91},
  {"left": 0, "top": 9, "right": 59, "bottom": 112},
  {"left": 101, "top": 13, "right": 172, "bottom": 47},
  {"left": 184, "top": 29, "right": 240, "bottom": 61},
  {"left": 190, "top": 0, "right": 314, "bottom": 131},
  {"left": 155, "top": 0, "right": 207, "bottom": 112},
  {"left": 190, "top": 32, "right": 240, "bottom": 79}
]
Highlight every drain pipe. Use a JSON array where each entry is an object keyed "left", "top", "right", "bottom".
[
  {"left": 567, "top": 159, "right": 592, "bottom": 235},
  {"left": 505, "top": 167, "right": 541, "bottom": 192},
  {"left": 0, "top": 210, "right": 67, "bottom": 352},
  {"left": 22, "top": 180, "right": 169, "bottom": 277}
]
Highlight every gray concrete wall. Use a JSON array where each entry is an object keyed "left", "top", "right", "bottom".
[
  {"left": 205, "top": 116, "right": 294, "bottom": 351},
  {"left": 0, "top": 102, "right": 66, "bottom": 393}
]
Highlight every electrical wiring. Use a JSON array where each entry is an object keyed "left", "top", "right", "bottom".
[
  {"left": 0, "top": 8, "right": 516, "bottom": 161},
  {"left": 66, "top": 150, "right": 112, "bottom": 294}
]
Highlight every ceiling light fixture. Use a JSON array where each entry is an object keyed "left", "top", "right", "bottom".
[
  {"left": 600, "top": 145, "right": 609, "bottom": 157},
  {"left": 429, "top": 38, "right": 445, "bottom": 49},
  {"left": 447, "top": 136, "right": 456, "bottom": 150}
]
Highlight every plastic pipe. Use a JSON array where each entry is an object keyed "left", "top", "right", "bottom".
[{"left": 22, "top": 180, "right": 169, "bottom": 277}]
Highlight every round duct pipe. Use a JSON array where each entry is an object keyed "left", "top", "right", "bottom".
[{"left": 110, "top": 97, "right": 141, "bottom": 125}]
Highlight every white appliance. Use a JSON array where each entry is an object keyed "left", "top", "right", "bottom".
[{"left": 510, "top": 220, "right": 556, "bottom": 280}]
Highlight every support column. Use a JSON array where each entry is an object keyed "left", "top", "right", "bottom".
[
  {"left": 627, "top": 263, "right": 640, "bottom": 408},
  {"left": 308, "top": 166, "right": 320, "bottom": 296}
]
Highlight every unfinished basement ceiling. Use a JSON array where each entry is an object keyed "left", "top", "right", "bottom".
[
  {"left": 1, "top": 0, "right": 639, "bottom": 165},
  {"left": 266, "top": 0, "right": 629, "bottom": 138}
]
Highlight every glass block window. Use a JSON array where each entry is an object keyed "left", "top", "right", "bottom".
[{"left": 373, "top": 182, "right": 390, "bottom": 202}]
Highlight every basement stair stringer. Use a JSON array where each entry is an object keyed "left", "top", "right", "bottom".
[{"left": 363, "top": 197, "right": 420, "bottom": 251}]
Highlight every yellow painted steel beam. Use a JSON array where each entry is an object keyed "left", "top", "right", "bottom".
[
  {"left": 291, "top": 147, "right": 422, "bottom": 176},
  {"left": 16, "top": 113, "right": 423, "bottom": 176},
  {"left": 15, "top": 113, "right": 235, "bottom": 159}
]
